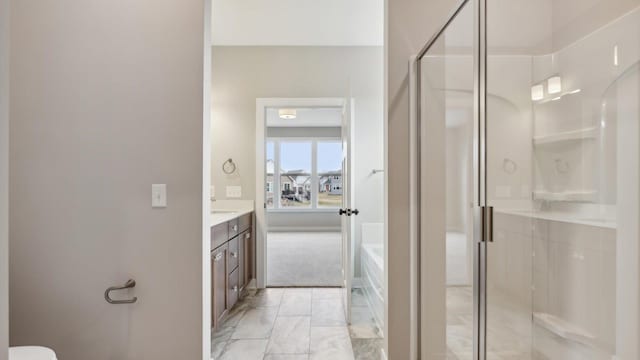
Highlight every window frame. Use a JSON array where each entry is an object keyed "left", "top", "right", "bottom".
[{"left": 267, "top": 137, "right": 342, "bottom": 212}]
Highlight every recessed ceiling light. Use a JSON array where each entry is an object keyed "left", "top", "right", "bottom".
[{"left": 278, "top": 109, "right": 297, "bottom": 119}]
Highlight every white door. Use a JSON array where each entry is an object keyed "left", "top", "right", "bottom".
[{"left": 341, "top": 97, "right": 355, "bottom": 323}]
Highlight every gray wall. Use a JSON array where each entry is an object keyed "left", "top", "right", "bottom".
[
  {"left": 267, "top": 212, "right": 341, "bottom": 231},
  {"left": 387, "top": 0, "right": 459, "bottom": 358},
  {"left": 267, "top": 126, "right": 341, "bottom": 138},
  {"left": 0, "top": 0, "right": 8, "bottom": 358},
  {"left": 211, "top": 46, "right": 382, "bottom": 202},
  {"left": 9, "top": 1, "right": 206, "bottom": 359}
]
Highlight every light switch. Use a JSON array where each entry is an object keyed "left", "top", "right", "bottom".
[
  {"left": 226, "top": 186, "right": 242, "bottom": 198},
  {"left": 152, "top": 184, "right": 167, "bottom": 208}
]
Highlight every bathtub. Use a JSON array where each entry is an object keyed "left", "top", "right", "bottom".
[{"left": 361, "top": 223, "right": 384, "bottom": 332}]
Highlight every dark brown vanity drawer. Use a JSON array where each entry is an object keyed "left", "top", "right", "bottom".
[
  {"left": 227, "top": 236, "right": 239, "bottom": 273},
  {"left": 227, "top": 268, "right": 239, "bottom": 310},
  {"left": 228, "top": 218, "right": 239, "bottom": 239},
  {"left": 212, "top": 243, "right": 228, "bottom": 326},
  {"left": 238, "top": 213, "right": 252, "bottom": 233},
  {"left": 211, "top": 222, "right": 228, "bottom": 250}
]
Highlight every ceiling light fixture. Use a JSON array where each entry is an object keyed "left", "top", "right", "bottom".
[{"left": 278, "top": 109, "right": 297, "bottom": 119}]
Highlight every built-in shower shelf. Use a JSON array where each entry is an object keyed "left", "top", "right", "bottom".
[
  {"left": 533, "top": 127, "right": 598, "bottom": 146},
  {"left": 533, "top": 312, "right": 595, "bottom": 347},
  {"left": 533, "top": 190, "right": 597, "bottom": 202}
]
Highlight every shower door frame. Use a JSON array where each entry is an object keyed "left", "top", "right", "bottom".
[{"left": 411, "top": 0, "right": 489, "bottom": 358}]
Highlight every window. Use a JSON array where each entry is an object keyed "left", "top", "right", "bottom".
[
  {"left": 279, "top": 141, "right": 311, "bottom": 208},
  {"left": 266, "top": 139, "right": 342, "bottom": 210},
  {"left": 317, "top": 141, "right": 343, "bottom": 208}
]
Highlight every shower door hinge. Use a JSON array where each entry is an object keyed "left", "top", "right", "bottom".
[{"left": 481, "top": 206, "right": 494, "bottom": 242}]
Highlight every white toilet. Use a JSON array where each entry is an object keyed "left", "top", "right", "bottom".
[{"left": 9, "top": 347, "right": 57, "bottom": 360}]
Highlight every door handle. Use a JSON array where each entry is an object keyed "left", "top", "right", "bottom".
[
  {"left": 339, "top": 208, "right": 359, "bottom": 216},
  {"left": 481, "top": 206, "right": 494, "bottom": 242},
  {"left": 105, "top": 279, "right": 138, "bottom": 304}
]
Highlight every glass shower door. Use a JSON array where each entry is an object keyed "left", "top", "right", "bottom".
[
  {"left": 485, "top": 0, "right": 640, "bottom": 358},
  {"left": 418, "top": 1, "right": 476, "bottom": 358}
]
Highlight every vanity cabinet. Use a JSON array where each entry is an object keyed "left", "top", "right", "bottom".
[
  {"left": 242, "top": 230, "right": 254, "bottom": 287},
  {"left": 211, "top": 243, "right": 228, "bottom": 326},
  {"left": 211, "top": 211, "right": 254, "bottom": 330}
]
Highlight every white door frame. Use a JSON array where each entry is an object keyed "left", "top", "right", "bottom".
[{"left": 255, "top": 97, "right": 348, "bottom": 288}]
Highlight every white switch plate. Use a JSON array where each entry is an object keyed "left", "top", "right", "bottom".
[
  {"left": 152, "top": 184, "right": 167, "bottom": 208},
  {"left": 226, "top": 185, "right": 242, "bottom": 198}
]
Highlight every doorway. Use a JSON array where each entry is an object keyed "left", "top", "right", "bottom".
[{"left": 255, "top": 99, "right": 351, "bottom": 288}]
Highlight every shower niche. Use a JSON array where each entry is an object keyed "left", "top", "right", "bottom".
[{"left": 531, "top": 74, "right": 600, "bottom": 203}]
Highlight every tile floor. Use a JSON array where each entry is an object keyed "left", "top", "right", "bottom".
[
  {"left": 267, "top": 232, "right": 342, "bottom": 287},
  {"left": 212, "top": 287, "right": 383, "bottom": 360},
  {"left": 446, "top": 286, "right": 532, "bottom": 359}
]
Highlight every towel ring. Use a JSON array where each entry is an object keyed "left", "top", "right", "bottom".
[{"left": 222, "top": 158, "right": 237, "bottom": 174}]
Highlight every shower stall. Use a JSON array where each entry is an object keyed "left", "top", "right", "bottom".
[{"left": 413, "top": 0, "right": 640, "bottom": 358}]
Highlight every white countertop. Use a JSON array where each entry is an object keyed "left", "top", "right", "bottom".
[
  {"left": 210, "top": 200, "right": 255, "bottom": 227},
  {"left": 495, "top": 209, "right": 616, "bottom": 229}
]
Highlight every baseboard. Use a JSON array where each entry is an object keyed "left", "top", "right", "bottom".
[{"left": 267, "top": 227, "right": 341, "bottom": 232}]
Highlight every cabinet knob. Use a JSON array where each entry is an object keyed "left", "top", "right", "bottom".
[
  {"left": 232, "top": 286, "right": 238, "bottom": 292},
  {"left": 214, "top": 252, "right": 224, "bottom": 262},
  {"left": 232, "top": 225, "right": 238, "bottom": 231},
  {"left": 230, "top": 252, "right": 238, "bottom": 258}
]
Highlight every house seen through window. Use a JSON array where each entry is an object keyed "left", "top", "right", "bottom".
[{"left": 266, "top": 139, "right": 342, "bottom": 209}]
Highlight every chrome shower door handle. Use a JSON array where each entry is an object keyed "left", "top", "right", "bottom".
[{"left": 105, "top": 279, "right": 138, "bottom": 304}]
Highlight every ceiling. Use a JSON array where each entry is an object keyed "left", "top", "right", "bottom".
[
  {"left": 266, "top": 107, "right": 342, "bottom": 127},
  {"left": 212, "top": 0, "right": 384, "bottom": 46}
]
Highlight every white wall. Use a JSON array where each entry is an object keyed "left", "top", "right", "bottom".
[
  {"left": 9, "top": 1, "right": 206, "bottom": 359},
  {"left": 211, "top": 46, "right": 384, "bottom": 273},
  {"left": 0, "top": 0, "right": 9, "bottom": 358}
]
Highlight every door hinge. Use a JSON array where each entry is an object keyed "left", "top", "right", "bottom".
[{"left": 481, "top": 206, "right": 494, "bottom": 243}]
